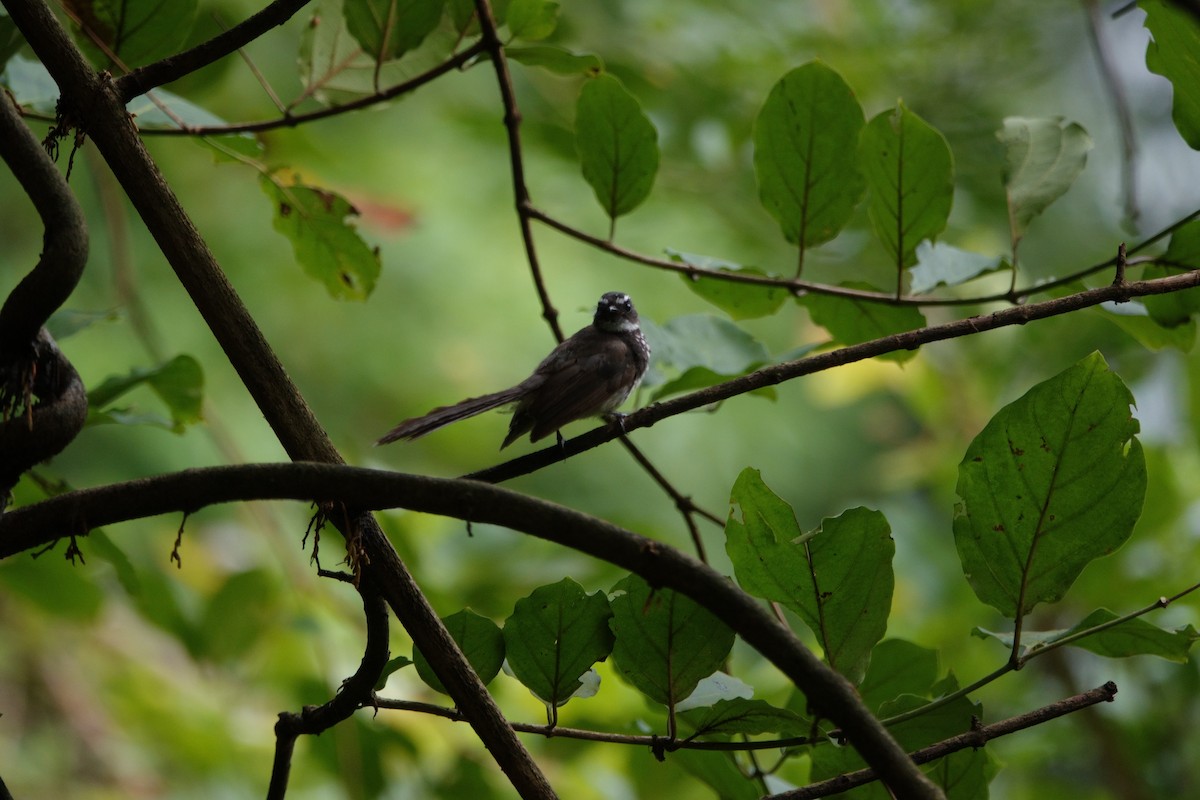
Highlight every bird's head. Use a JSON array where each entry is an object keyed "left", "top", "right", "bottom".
[{"left": 593, "top": 292, "right": 639, "bottom": 333}]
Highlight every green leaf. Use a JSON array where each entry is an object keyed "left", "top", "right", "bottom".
[
  {"left": 1144, "top": 220, "right": 1200, "bottom": 326},
  {"left": 725, "top": 469, "right": 894, "bottom": 680},
  {"left": 975, "top": 608, "right": 1199, "bottom": 662},
  {"left": 860, "top": 102, "right": 954, "bottom": 270},
  {"left": 682, "top": 697, "right": 808, "bottom": 738},
  {"left": 344, "top": 0, "right": 446, "bottom": 63},
  {"left": 413, "top": 609, "right": 505, "bottom": 694},
  {"left": 953, "top": 352, "right": 1146, "bottom": 619},
  {"left": 197, "top": 570, "right": 279, "bottom": 662},
  {"left": 1144, "top": 0, "right": 1200, "bottom": 150},
  {"left": 639, "top": 315, "right": 771, "bottom": 400},
  {"left": 506, "top": 0, "right": 559, "bottom": 41},
  {"left": 87, "top": 355, "right": 204, "bottom": 432},
  {"left": 502, "top": 578, "right": 614, "bottom": 708},
  {"left": 507, "top": 45, "right": 602, "bottom": 76},
  {"left": 667, "top": 250, "right": 789, "bottom": 320},
  {"left": 575, "top": 73, "right": 660, "bottom": 223},
  {"left": 799, "top": 283, "right": 927, "bottom": 363},
  {"left": 1099, "top": 303, "right": 1196, "bottom": 351},
  {"left": 609, "top": 573, "right": 734, "bottom": 708},
  {"left": 858, "top": 639, "right": 940, "bottom": 713},
  {"left": 0, "top": 549, "right": 104, "bottom": 621},
  {"left": 908, "top": 241, "right": 1007, "bottom": 294},
  {"left": 1, "top": 55, "right": 60, "bottom": 114},
  {"left": 88, "top": 529, "right": 141, "bottom": 596},
  {"left": 999, "top": 116, "right": 1092, "bottom": 240},
  {"left": 65, "top": 0, "right": 197, "bottom": 69},
  {"left": 260, "top": 171, "right": 381, "bottom": 300},
  {"left": 673, "top": 750, "right": 762, "bottom": 800},
  {"left": 374, "top": 655, "right": 413, "bottom": 690},
  {"left": 930, "top": 748, "right": 998, "bottom": 800},
  {"left": 46, "top": 308, "right": 122, "bottom": 340},
  {"left": 753, "top": 62, "right": 866, "bottom": 252}
]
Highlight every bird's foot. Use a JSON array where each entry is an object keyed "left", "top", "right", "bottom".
[{"left": 603, "top": 411, "right": 628, "bottom": 435}]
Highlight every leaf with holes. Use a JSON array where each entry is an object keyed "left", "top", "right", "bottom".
[
  {"left": 726, "top": 469, "right": 894, "bottom": 681},
  {"left": 953, "top": 352, "right": 1146, "bottom": 619},
  {"left": 609, "top": 573, "right": 733, "bottom": 708},
  {"left": 503, "top": 578, "right": 614, "bottom": 708},
  {"left": 753, "top": 62, "right": 865, "bottom": 253},
  {"left": 575, "top": 74, "right": 659, "bottom": 224},
  {"left": 860, "top": 102, "right": 954, "bottom": 271},
  {"left": 260, "top": 172, "right": 380, "bottom": 300}
]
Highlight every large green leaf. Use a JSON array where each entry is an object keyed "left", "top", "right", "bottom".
[
  {"left": 725, "top": 468, "right": 894, "bottom": 680},
  {"left": 753, "top": 62, "right": 865, "bottom": 259},
  {"left": 503, "top": 578, "right": 614, "bottom": 708},
  {"left": 860, "top": 102, "right": 954, "bottom": 271},
  {"left": 344, "top": 0, "right": 446, "bottom": 63},
  {"left": 999, "top": 116, "right": 1092, "bottom": 240},
  {"left": 575, "top": 73, "right": 659, "bottom": 225},
  {"left": 667, "top": 250, "right": 789, "bottom": 320},
  {"left": 857, "top": 638, "right": 940, "bottom": 713},
  {"left": 1143, "top": 0, "right": 1200, "bottom": 150},
  {"left": 800, "top": 283, "right": 927, "bottom": 363},
  {"left": 505, "top": 0, "right": 559, "bottom": 40},
  {"left": 64, "top": 0, "right": 197, "bottom": 69},
  {"left": 953, "top": 352, "right": 1146, "bottom": 619},
  {"left": 413, "top": 609, "right": 505, "bottom": 694},
  {"left": 608, "top": 573, "right": 734, "bottom": 708},
  {"left": 260, "top": 172, "right": 381, "bottom": 301}
]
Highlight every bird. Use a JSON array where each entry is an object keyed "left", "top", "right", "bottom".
[{"left": 376, "top": 292, "right": 651, "bottom": 449}]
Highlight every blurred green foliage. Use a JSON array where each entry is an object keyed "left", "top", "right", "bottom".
[{"left": 2, "top": 0, "right": 1200, "bottom": 798}]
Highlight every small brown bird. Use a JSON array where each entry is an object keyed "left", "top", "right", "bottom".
[{"left": 376, "top": 292, "right": 651, "bottom": 449}]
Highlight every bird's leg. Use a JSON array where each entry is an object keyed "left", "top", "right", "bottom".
[
  {"left": 555, "top": 430, "right": 565, "bottom": 450},
  {"left": 603, "top": 411, "right": 628, "bottom": 435}
]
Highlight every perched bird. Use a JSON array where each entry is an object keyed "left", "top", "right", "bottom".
[{"left": 376, "top": 292, "right": 651, "bottom": 449}]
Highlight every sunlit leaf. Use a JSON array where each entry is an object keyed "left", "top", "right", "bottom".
[
  {"left": 999, "top": 116, "right": 1092, "bottom": 239},
  {"left": 609, "top": 573, "right": 734, "bottom": 708},
  {"left": 575, "top": 73, "right": 659, "bottom": 223},
  {"left": 64, "top": 0, "right": 197, "bottom": 69},
  {"left": 413, "top": 609, "right": 505, "bottom": 694},
  {"left": 954, "top": 352, "right": 1146, "bottom": 619},
  {"left": 503, "top": 578, "right": 614, "bottom": 708},
  {"left": 860, "top": 102, "right": 954, "bottom": 270},
  {"left": 753, "top": 62, "right": 866, "bottom": 253},
  {"left": 726, "top": 469, "right": 894, "bottom": 681},
  {"left": 260, "top": 171, "right": 381, "bottom": 300},
  {"left": 1143, "top": 0, "right": 1200, "bottom": 150}
]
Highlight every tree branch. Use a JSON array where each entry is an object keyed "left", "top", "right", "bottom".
[
  {"left": 268, "top": 580, "right": 390, "bottom": 800},
  {"left": 116, "top": 0, "right": 314, "bottom": 101},
  {"left": 3, "top": 3, "right": 555, "bottom": 797},
  {"left": 0, "top": 460, "right": 940, "bottom": 799},
  {"left": 463, "top": 266, "right": 1200, "bottom": 484},
  {"left": 772, "top": 682, "right": 1119, "bottom": 799}
]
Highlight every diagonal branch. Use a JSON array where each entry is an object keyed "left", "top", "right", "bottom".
[
  {"left": 463, "top": 266, "right": 1200, "bottom": 484},
  {"left": 116, "top": 0, "right": 315, "bottom": 101},
  {"left": 3, "top": 2, "right": 555, "bottom": 797},
  {"left": 0, "top": 460, "right": 939, "bottom": 798}
]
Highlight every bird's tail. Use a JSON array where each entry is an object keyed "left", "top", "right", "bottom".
[{"left": 375, "top": 385, "right": 525, "bottom": 445}]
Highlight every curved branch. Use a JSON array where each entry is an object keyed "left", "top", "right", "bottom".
[
  {"left": 3, "top": 3, "right": 554, "bottom": 796},
  {"left": 268, "top": 581, "right": 390, "bottom": 800},
  {"left": 0, "top": 93, "right": 89, "bottom": 492},
  {"left": 0, "top": 461, "right": 938, "bottom": 799},
  {"left": 117, "top": 0, "right": 315, "bottom": 101},
  {"left": 464, "top": 267, "right": 1200, "bottom": 484}
]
